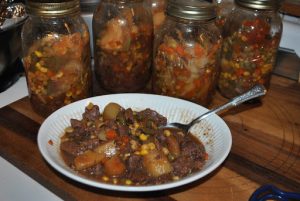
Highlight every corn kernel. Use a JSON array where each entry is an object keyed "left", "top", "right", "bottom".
[
  {"left": 231, "top": 75, "right": 237, "bottom": 80},
  {"left": 86, "top": 102, "right": 94, "bottom": 110},
  {"left": 124, "top": 153, "right": 131, "bottom": 158},
  {"left": 131, "top": 129, "right": 136, "bottom": 135},
  {"left": 134, "top": 122, "right": 139, "bottom": 129},
  {"left": 56, "top": 71, "right": 64, "bottom": 78},
  {"left": 65, "top": 126, "right": 74, "bottom": 133},
  {"left": 164, "top": 130, "right": 171, "bottom": 137},
  {"left": 139, "top": 133, "right": 148, "bottom": 141},
  {"left": 102, "top": 176, "right": 109, "bottom": 182},
  {"left": 168, "top": 154, "right": 175, "bottom": 161},
  {"left": 241, "top": 36, "right": 247, "bottom": 41},
  {"left": 243, "top": 71, "right": 250, "bottom": 76},
  {"left": 234, "top": 63, "right": 240, "bottom": 69},
  {"left": 41, "top": 67, "right": 48, "bottom": 73},
  {"left": 141, "top": 144, "right": 149, "bottom": 150},
  {"left": 64, "top": 99, "right": 71, "bottom": 104},
  {"left": 206, "top": 69, "right": 211, "bottom": 74},
  {"left": 162, "top": 147, "right": 169, "bottom": 155},
  {"left": 140, "top": 149, "right": 148, "bottom": 155},
  {"left": 66, "top": 91, "right": 73, "bottom": 97},
  {"left": 34, "top": 51, "right": 43, "bottom": 57},
  {"left": 125, "top": 179, "right": 132, "bottom": 185},
  {"left": 76, "top": 90, "right": 81, "bottom": 95},
  {"left": 177, "top": 131, "right": 184, "bottom": 136},
  {"left": 148, "top": 143, "right": 156, "bottom": 150},
  {"left": 60, "top": 137, "right": 69, "bottom": 142},
  {"left": 35, "top": 62, "right": 48, "bottom": 73},
  {"left": 113, "top": 178, "right": 118, "bottom": 184},
  {"left": 130, "top": 140, "right": 138, "bottom": 150},
  {"left": 173, "top": 176, "right": 179, "bottom": 180}
]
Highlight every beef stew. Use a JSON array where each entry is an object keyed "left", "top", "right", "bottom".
[{"left": 60, "top": 102, "right": 208, "bottom": 186}]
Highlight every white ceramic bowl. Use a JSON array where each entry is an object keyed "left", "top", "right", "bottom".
[{"left": 37, "top": 94, "right": 232, "bottom": 192}]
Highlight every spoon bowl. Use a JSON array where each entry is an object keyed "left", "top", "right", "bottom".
[{"left": 161, "top": 84, "right": 267, "bottom": 133}]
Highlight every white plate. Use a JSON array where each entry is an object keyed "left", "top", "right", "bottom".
[{"left": 37, "top": 93, "right": 232, "bottom": 192}]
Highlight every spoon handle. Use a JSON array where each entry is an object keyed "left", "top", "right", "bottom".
[
  {"left": 231, "top": 84, "right": 267, "bottom": 106},
  {"left": 190, "top": 84, "right": 267, "bottom": 125}
]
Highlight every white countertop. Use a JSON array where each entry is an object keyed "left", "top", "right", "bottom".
[
  {"left": 0, "top": 76, "right": 28, "bottom": 108},
  {"left": 0, "top": 76, "right": 62, "bottom": 201}
]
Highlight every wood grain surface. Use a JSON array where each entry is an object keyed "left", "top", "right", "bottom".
[{"left": 0, "top": 75, "right": 299, "bottom": 201}]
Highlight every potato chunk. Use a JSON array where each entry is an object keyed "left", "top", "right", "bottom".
[
  {"left": 94, "top": 140, "right": 117, "bottom": 157},
  {"left": 104, "top": 156, "right": 126, "bottom": 177},
  {"left": 103, "top": 102, "right": 122, "bottom": 121},
  {"left": 143, "top": 150, "right": 173, "bottom": 177},
  {"left": 74, "top": 150, "right": 105, "bottom": 170}
]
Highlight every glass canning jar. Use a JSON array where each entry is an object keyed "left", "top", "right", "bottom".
[
  {"left": 21, "top": 0, "right": 92, "bottom": 117},
  {"left": 146, "top": 0, "right": 167, "bottom": 34},
  {"left": 214, "top": 0, "right": 235, "bottom": 32},
  {"left": 218, "top": 0, "right": 282, "bottom": 98},
  {"left": 93, "top": 0, "right": 153, "bottom": 93},
  {"left": 153, "top": 0, "right": 222, "bottom": 106}
]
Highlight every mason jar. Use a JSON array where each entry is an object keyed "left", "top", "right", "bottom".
[
  {"left": 218, "top": 0, "right": 282, "bottom": 98},
  {"left": 153, "top": 0, "right": 222, "bottom": 106},
  {"left": 93, "top": 0, "right": 153, "bottom": 93},
  {"left": 147, "top": 0, "right": 167, "bottom": 34},
  {"left": 21, "top": 0, "right": 92, "bottom": 117},
  {"left": 214, "top": 0, "right": 235, "bottom": 31}
]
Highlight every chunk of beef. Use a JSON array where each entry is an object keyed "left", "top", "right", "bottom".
[
  {"left": 81, "top": 163, "right": 104, "bottom": 176},
  {"left": 105, "top": 119, "right": 118, "bottom": 129},
  {"left": 172, "top": 138, "right": 206, "bottom": 177},
  {"left": 181, "top": 139, "right": 205, "bottom": 159},
  {"left": 118, "top": 124, "right": 129, "bottom": 136},
  {"left": 83, "top": 105, "right": 100, "bottom": 121},
  {"left": 172, "top": 156, "right": 192, "bottom": 177},
  {"left": 155, "top": 132, "right": 167, "bottom": 144},
  {"left": 60, "top": 138, "right": 100, "bottom": 157},
  {"left": 80, "top": 138, "right": 101, "bottom": 150},
  {"left": 61, "top": 141, "right": 85, "bottom": 156},
  {"left": 172, "top": 155, "right": 205, "bottom": 177},
  {"left": 137, "top": 109, "right": 167, "bottom": 127},
  {"left": 127, "top": 155, "right": 143, "bottom": 171},
  {"left": 124, "top": 108, "right": 134, "bottom": 123},
  {"left": 69, "top": 119, "right": 86, "bottom": 138},
  {"left": 127, "top": 155, "right": 148, "bottom": 183},
  {"left": 70, "top": 119, "right": 83, "bottom": 128}
]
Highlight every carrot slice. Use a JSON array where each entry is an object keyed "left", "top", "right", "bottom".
[
  {"left": 194, "top": 44, "right": 204, "bottom": 57},
  {"left": 105, "top": 129, "right": 118, "bottom": 140},
  {"left": 175, "top": 45, "right": 185, "bottom": 56}
]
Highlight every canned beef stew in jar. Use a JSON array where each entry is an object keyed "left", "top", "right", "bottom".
[
  {"left": 153, "top": 0, "right": 222, "bottom": 106},
  {"left": 22, "top": 0, "right": 92, "bottom": 117},
  {"left": 218, "top": 0, "right": 282, "bottom": 98},
  {"left": 147, "top": 0, "right": 167, "bottom": 34},
  {"left": 93, "top": 0, "right": 153, "bottom": 93}
]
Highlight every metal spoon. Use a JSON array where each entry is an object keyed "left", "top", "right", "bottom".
[{"left": 161, "top": 84, "right": 267, "bottom": 133}]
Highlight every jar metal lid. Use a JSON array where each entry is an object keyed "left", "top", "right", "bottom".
[
  {"left": 235, "top": 0, "right": 281, "bottom": 10},
  {"left": 166, "top": 0, "right": 216, "bottom": 21},
  {"left": 26, "top": 0, "right": 80, "bottom": 17}
]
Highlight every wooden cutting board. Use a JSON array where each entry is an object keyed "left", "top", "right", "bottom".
[{"left": 0, "top": 74, "right": 299, "bottom": 201}]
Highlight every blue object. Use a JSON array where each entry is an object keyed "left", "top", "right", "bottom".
[{"left": 249, "top": 184, "right": 300, "bottom": 201}]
